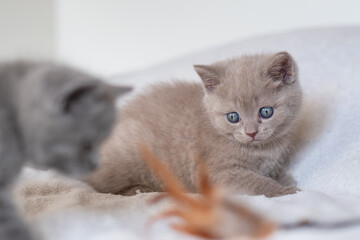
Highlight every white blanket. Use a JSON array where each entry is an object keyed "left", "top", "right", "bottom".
[{"left": 14, "top": 26, "right": 360, "bottom": 240}]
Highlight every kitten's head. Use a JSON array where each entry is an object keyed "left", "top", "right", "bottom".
[
  {"left": 17, "top": 63, "right": 131, "bottom": 176},
  {"left": 194, "top": 52, "right": 302, "bottom": 145}
]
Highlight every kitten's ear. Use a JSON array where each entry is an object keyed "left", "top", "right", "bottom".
[
  {"left": 194, "top": 64, "right": 224, "bottom": 92},
  {"left": 60, "top": 82, "right": 132, "bottom": 113},
  {"left": 61, "top": 82, "right": 98, "bottom": 113},
  {"left": 266, "top": 52, "right": 296, "bottom": 84}
]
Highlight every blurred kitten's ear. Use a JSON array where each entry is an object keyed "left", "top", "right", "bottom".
[
  {"left": 266, "top": 52, "right": 296, "bottom": 84},
  {"left": 60, "top": 82, "right": 132, "bottom": 113},
  {"left": 194, "top": 64, "right": 224, "bottom": 92},
  {"left": 61, "top": 82, "right": 98, "bottom": 113}
]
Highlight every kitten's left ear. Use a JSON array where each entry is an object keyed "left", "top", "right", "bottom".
[
  {"left": 194, "top": 64, "right": 224, "bottom": 92},
  {"left": 266, "top": 52, "right": 297, "bottom": 84}
]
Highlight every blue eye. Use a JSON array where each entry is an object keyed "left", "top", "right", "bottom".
[
  {"left": 259, "top": 107, "right": 274, "bottom": 118},
  {"left": 227, "top": 112, "right": 240, "bottom": 123}
]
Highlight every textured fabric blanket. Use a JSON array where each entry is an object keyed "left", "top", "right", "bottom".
[{"left": 13, "top": 26, "right": 360, "bottom": 240}]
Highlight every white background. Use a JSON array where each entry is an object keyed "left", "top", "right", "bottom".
[
  {"left": 0, "top": 0, "right": 54, "bottom": 62},
  {"left": 1, "top": 0, "right": 360, "bottom": 76}
]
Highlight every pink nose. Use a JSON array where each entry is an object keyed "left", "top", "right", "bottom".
[{"left": 246, "top": 131, "right": 258, "bottom": 139}]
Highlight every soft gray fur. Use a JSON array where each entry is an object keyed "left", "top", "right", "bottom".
[
  {"left": 0, "top": 61, "right": 130, "bottom": 240},
  {"left": 88, "top": 52, "right": 302, "bottom": 198}
]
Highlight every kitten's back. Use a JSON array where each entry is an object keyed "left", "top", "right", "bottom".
[
  {"left": 121, "top": 81, "right": 203, "bottom": 126},
  {"left": 0, "top": 62, "right": 35, "bottom": 109},
  {"left": 93, "top": 81, "right": 206, "bottom": 193}
]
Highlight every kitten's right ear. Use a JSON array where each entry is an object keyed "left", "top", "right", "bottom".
[
  {"left": 59, "top": 83, "right": 132, "bottom": 113},
  {"left": 60, "top": 82, "right": 98, "bottom": 113},
  {"left": 194, "top": 64, "right": 223, "bottom": 92}
]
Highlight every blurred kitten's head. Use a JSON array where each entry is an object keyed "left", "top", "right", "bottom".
[
  {"left": 194, "top": 52, "right": 302, "bottom": 145},
  {"left": 17, "top": 63, "right": 131, "bottom": 176}
]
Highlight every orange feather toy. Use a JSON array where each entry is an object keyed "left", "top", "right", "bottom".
[{"left": 139, "top": 146, "right": 275, "bottom": 239}]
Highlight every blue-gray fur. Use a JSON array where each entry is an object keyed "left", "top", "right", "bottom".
[{"left": 0, "top": 61, "right": 131, "bottom": 240}]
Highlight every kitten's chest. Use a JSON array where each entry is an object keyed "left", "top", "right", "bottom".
[
  {"left": 251, "top": 148, "right": 284, "bottom": 178},
  {"left": 210, "top": 143, "right": 286, "bottom": 177}
]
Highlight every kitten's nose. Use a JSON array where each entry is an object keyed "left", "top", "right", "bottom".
[{"left": 246, "top": 131, "right": 258, "bottom": 139}]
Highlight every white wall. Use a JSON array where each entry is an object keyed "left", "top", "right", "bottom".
[
  {"left": 1, "top": 0, "right": 359, "bottom": 76},
  {"left": 54, "top": 0, "right": 360, "bottom": 77},
  {"left": 0, "top": 0, "right": 55, "bottom": 61}
]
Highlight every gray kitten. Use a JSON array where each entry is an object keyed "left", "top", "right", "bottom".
[
  {"left": 88, "top": 52, "right": 302, "bottom": 197},
  {"left": 0, "top": 61, "right": 130, "bottom": 240}
]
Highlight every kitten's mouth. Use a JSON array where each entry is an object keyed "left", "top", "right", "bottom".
[
  {"left": 233, "top": 134, "right": 263, "bottom": 144},
  {"left": 249, "top": 138, "right": 262, "bottom": 144},
  {"left": 239, "top": 137, "right": 261, "bottom": 144}
]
